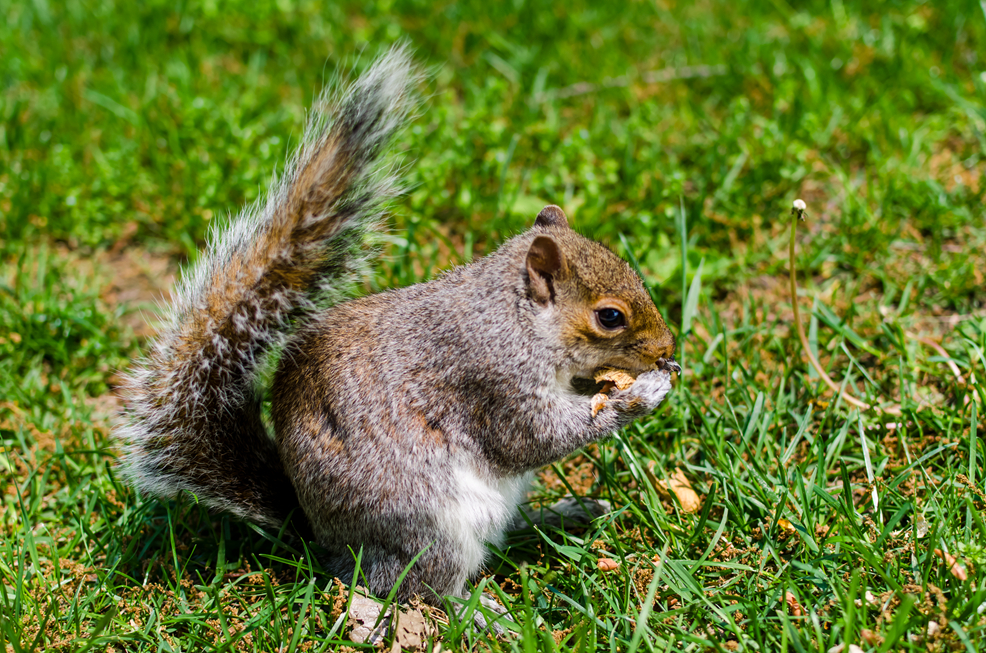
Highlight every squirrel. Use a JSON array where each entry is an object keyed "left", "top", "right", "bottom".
[{"left": 116, "top": 45, "right": 680, "bottom": 609}]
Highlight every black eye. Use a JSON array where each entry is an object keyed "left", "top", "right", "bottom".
[{"left": 596, "top": 308, "right": 626, "bottom": 330}]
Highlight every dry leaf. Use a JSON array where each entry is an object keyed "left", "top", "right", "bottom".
[
  {"left": 860, "top": 629, "right": 883, "bottom": 646},
  {"left": 597, "top": 558, "right": 620, "bottom": 572},
  {"left": 784, "top": 591, "right": 804, "bottom": 616},
  {"left": 594, "top": 368, "right": 636, "bottom": 390},
  {"left": 854, "top": 590, "right": 879, "bottom": 608},
  {"left": 826, "top": 645, "right": 864, "bottom": 653},
  {"left": 777, "top": 518, "right": 796, "bottom": 534},
  {"left": 656, "top": 469, "right": 702, "bottom": 513},
  {"left": 934, "top": 548, "right": 968, "bottom": 581},
  {"left": 348, "top": 592, "right": 391, "bottom": 645},
  {"left": 390, "top": 607, "right": 433, "bottom": 653},
  {"left": 915, "top": 514, "right": 928, "bottom": 538},
  {"left": 349, "top": 591, "right": 434, "bottom": 652}
]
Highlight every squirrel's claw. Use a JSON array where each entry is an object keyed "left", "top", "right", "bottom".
[
  {"left": 655, "top": 357, "right": 682, "bottom": 375},
  {"left": 604, "top": 369, "right": 673, "bottom": 419}
]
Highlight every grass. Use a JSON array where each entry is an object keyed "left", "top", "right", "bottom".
[{"left": 2, "top": 0, "right": 985, "bottom": 650}]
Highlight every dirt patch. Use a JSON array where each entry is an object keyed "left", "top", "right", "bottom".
[
  {"left": 97, "top": 246, "right": 178, "bottom": 338},
  {"left": 84, "top": 389, "right": 123, "bottom": 423},
  {"left": 928, "top": 147, "right": 982, "bottom": 195},
  {"left": 538, "top": 444, "right": 601, "bottom": 496},
  {"left": 0, "top": 401, "right": 115, "bottom": 507}
]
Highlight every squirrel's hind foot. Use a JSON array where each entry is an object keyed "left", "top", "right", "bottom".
[{"left": 513, "top": 496, "right": 611, "bottom": 531}]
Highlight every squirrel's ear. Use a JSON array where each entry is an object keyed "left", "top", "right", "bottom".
[
  {"left": 534, "top": 205, "right": 569, "bottom": 229},
  {"left": 526, "top": 235, "right": 566, "bottom": 305}
]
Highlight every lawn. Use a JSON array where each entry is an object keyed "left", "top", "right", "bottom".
[{"left": 2, "top": 0, "right": 985, "bottom": 651}]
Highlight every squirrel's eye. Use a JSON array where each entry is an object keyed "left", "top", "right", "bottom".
[{"left": 596, "top": 308, "right": 626, "bottom": 330}]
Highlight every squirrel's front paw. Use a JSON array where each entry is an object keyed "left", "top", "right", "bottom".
[{"left": 604, "top": 369, "right": 673, "bottom": 418}]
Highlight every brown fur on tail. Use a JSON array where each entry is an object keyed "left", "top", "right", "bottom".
[{"left": 116, "top": 46, "right": 419, "bottom": 527}]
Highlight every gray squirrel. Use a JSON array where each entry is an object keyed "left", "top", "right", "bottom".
[{"left": 116, "top": 46, "right": 679, "bottom": 609}]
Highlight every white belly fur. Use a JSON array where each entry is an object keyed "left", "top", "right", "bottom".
[{"left": 442, "top": 467, "right": 533, "bottom": 578}]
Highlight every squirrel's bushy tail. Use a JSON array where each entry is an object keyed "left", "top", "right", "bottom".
[{"left": 116, "top": 46, "right": 418, "bottom": 527}]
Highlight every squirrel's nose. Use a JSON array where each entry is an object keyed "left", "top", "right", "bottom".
[{"left": 643, "top": 334, "right": 676, "bottom": 369}]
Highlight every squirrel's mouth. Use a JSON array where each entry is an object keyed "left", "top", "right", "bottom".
[{"left": 570, "top": 376, "right": 609, "bottom": 396}]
